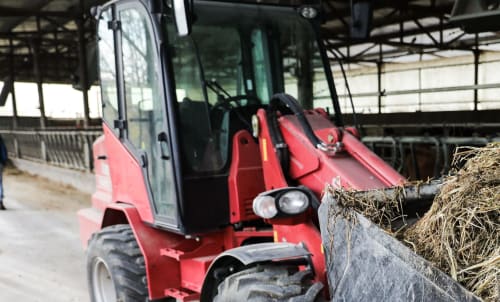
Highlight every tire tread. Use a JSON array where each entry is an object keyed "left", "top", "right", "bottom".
[
  {"left": 87, "top": 224, "right": 148, "bottom": 302},
  {"left": 213, "top": 264, "right": 324, "bottom": 302}
]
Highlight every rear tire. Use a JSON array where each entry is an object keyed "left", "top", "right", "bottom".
[
  {"left": 213, "top": 264, "right": 324, "bottom": 302},
  {"left": 86, "top": 224, "right": 148, "bottom": 302}
]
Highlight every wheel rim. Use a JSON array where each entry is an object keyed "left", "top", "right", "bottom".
[{"left": 92, "top": 257, "right": 117, "bottom": 302}]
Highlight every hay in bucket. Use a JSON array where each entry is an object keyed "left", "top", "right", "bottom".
[
  {"left": 327, "top": 143, "right": 499, "bottom": 301},
  {"left": 328, "top": 184, "right": 407, "bottom": 231},
  {"left": 404, "top": 143, "right": 499, "bottom": 301}
]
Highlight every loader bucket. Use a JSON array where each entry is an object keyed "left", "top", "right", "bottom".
[{"left": 318, "top": 191, "right": 481, "bottom": 302}]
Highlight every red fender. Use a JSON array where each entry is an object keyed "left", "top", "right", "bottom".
[{"left": 103, "top": 203, "right": 184, "bottom": 300}]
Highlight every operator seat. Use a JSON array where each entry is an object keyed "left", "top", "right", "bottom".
[
  {"left": 178, "top": 97, "right": 265, "bottom": 232},
  {"left": 179, "top": 97, "right": 217, "bottom": 171}
]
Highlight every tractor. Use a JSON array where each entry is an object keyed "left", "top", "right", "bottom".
[{"left": 77, "top": 0, "right": 460, "bottom": 301}]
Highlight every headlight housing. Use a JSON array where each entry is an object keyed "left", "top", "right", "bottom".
[
  {"left": 278, "top": 190, "right": 310, "bottom": 215},
  {"left": 253, "top": 195, "right": 278, "bottom": 219},
  {"left": 252, "top": 187, "right": 313, "bottom": 219}
]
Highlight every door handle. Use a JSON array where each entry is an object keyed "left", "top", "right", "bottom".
[
  {"left": 140, "top": 152, "right": 148, "bottom": 168},
  {"left": 158, "top": 132, "right": 170, "bottom": 160}
]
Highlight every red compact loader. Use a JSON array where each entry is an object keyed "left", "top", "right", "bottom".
[{"left": 78, "top": 0, "right": 481, "bottom": 301}]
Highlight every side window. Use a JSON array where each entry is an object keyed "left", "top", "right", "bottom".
[
  {"left": 168, "top": 23, "right": 243, "bottom": 172},
  {"left": 251, "top": 29, "right": 272, "bottom": 102},
  {"left": 98, "top": 9, "right": 119, "bottom": 134},
  {"left": 120, "top": 8, "right": 160, "bottom": 152}
]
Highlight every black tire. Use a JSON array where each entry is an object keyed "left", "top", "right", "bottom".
[
  {"left": 86, "top": 224, "right": 148, "bottom": 302},
  {"left": 213, "top": 264, "right": 324, "bottom": 302}
]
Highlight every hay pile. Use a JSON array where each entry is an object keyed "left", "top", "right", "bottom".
[
  {"left": 404, "top": 143, "right": 499, "bottom": 301},
  {"left": 329, "top": 143, "right": 499, "bottom": 301},
  {"left": 329, "top": 185, "right": 406, "bottom": 231}
]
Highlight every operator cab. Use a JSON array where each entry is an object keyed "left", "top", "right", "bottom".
[
  {"left": 170, "top": 2, "right": 329, "bottom": 172},
  {"left": 97, "top": 0, "right": 339, "bottom": 234}
]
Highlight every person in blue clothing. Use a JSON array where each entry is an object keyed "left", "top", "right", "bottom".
[{"left": 0, "top": 135, "right": 7, "bottom": 210}]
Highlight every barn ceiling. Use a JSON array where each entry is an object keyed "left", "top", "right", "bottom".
[{"left": 0, "top": 0, "right": 496, "bottom": 83}]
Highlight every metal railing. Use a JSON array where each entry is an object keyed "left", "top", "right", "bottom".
[
  {"left": 362, "top": 135, "right": 495, "bottom": 180},
  {"left": 0, "top": 126, "right": 495, "bottom": 179},
  {"left": 0, "top": 129, "right": 102, "bottom": 171}
]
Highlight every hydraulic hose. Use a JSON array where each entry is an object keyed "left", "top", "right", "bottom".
[
  {"left": 266, "top": 94, "right": 291, "bottom": 178},
  {"left": 266, "top": 93, "right": 345, "bottom": 179},
  {"left": 269, "top": 93, "right": 335, "bottom": 152}
]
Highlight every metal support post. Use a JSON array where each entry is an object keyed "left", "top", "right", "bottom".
[
  {"left": 473, "top": 34, "right": 479, "bottom": 111},
  {"left": 34, "top": 16, "right": 46, "bottom": 129},
  {"left": 9, "top": 38, "right": 18, "bottom": 130},
  {"left": 78, "top": 0, "right": 90, "bottom": 128},
  {"left": 54, "top": 31, "right": 61, "bottom": 80},
  {"left": 40, "top": 134, "right": 48, "bottom": 162},
  {"left": 377, "top": 44, "right": 383, "bottom": 114},
  {"left": 439, "top": 16, "right": 443, "bottom": 46},
  {"left": 83, "top": 135, "right": 92, "bottom": 171}
]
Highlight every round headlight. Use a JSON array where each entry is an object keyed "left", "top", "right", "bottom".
[
  {"left": 253, "top": 195, "right": 278, "bottom": 219},
  {"left": 299, "top": 6, "right": 318, "bottom": 19},
  {"left": 278, "top": 190, "right": 310, "bottom": 215}
]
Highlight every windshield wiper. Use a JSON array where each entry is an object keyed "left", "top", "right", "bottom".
[
  {"left": 210, "top": 79, "right": 231, "bottom": 98},
  {"left": 206, "top": 79, "right": 231, "bottom": 103},
  {"left": 189, "top": 36, "right": 213, "bottom": 135}
]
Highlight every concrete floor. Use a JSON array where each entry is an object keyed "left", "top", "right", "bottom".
[{"left": 0, "top": 168, "right": 91, "bottom": 302}]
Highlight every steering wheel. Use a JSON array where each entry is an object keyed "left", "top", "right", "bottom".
[
  {"left": 212, "top": 94, "right": 262, "bottom": 110},
  {"left": 210, "top": 94, "right": 262, "bottom": 134}
]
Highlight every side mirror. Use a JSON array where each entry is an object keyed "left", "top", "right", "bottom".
[{"left": 173, "top": 0, "right": 191, "bottom": 37}]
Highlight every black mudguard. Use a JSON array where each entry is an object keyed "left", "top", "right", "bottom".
[{"left": 200, "top": 242, "right": 311, "bottom": 302}]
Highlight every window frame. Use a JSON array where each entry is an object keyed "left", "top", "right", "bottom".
[{"left": 97, "top": 5, "right": 122, "bottom": 137}]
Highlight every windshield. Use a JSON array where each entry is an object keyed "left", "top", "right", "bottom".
[{"left": 167, "top": 2, "right": 330, "bottom": 173}]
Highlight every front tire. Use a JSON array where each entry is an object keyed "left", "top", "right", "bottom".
[
  {"left": 86, "top": 224, "right": 148, "bottom": 302},
  {"left": 213, "top": 264, "right": 324, "bottom": 302}
]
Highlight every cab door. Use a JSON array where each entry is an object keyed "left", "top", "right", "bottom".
[{"left": 115, "top": 1, "right": 178, "bottom": 227}]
